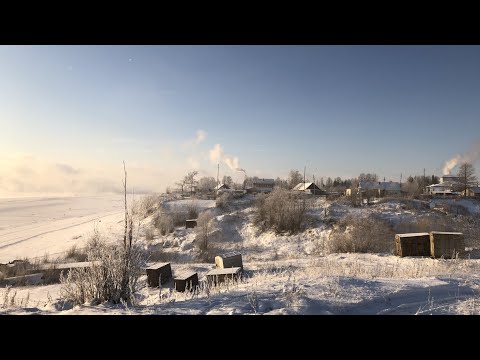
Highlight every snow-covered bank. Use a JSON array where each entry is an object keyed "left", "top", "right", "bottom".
[{"left": 1, "top": 195, "right": 480, "bottom": 315}]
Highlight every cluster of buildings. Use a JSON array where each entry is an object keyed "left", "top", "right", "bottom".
[
  {"left": 215, "top": 179, "right": 327, "bottom": 195},
  {"left": 215, "top": 179, "right": 277, "bottom": 195},
  {"left": 425, "top": 175, "right": 480, "bottom": 197},
  {"left": 213, "top": 174, "right": 480, "bottom": 200}
]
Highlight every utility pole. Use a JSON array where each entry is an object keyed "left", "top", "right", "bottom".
[
  {"left": 304, "top": 166, "right": 306, "bottom": 191},
  {"left": 423, "top": 167, "right": 426, "bottom": 190},
  {"left": 216, "top": 163, "right": 219, "bottom": 199},
  {"left": 303, "top": 166, "right": 306, "bottom": 206}
]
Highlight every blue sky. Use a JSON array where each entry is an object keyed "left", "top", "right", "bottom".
[{"left": 1, "top": 45, "right": 480, "bottom": 195}]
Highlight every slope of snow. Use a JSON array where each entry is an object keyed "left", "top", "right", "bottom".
[{"left": 1, "top": 195, "right": 480, "bottom": 315}]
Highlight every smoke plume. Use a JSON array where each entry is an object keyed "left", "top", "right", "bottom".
[
  {"left": 208, "top": 144, "right": 242, "bottom": 171},
  {"left": 442, "top": 141, "right": 480, "bottom": 175}
]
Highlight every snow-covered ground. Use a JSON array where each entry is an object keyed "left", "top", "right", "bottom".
[
  {"left": 2, "top": 255, "right": 479, "bottom": 315},
  {"left": 1, "top": 195, "right": 480, "bottom": 315},
  {"left": 0, "top": 195, "right": 127, "bottom": 263}
]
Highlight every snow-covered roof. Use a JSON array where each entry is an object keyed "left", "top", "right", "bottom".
[
  {"left": 215, "top": 183, "right": 229, "bottom": 190},
  {"left": 426, "top": 182, "right": 455, "bottom": 188},
  {"left": 379, "top": 182, "right": 401, "bottom": 191},
  {"left": 430, "top": 231, "right": 463, "bottom": 235},
  {"left": 396, "top": 233, "right": 429, "bottom": 237},
  {"left": 253, "top": 179, "right": 274, "bottom": 185},
  {"left": 440, "top": 175, "right": 461, "bottom": 184},
  {"left": 293, "top": 182, "right": 317, "bottom": 191}
]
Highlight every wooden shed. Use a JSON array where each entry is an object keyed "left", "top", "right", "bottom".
[
  {"left": 145, "top": 262, "right": 172, "bottom": 287},
  {"left": 185, "top": 219, "right": 197, "bottom": 229},
  {"left": 395, "top": 233, "right": 431, "bottom": 257},
  {"left": 215, "top": 252, "right": 243, "bottom": 270},
  {"left": 205, "top": 267, "right": 242, "bottom": 286},
  {"left": 174, "top": 272, "right": 199, "bottom": 292},
  {"left": 0, "top": 273, "right": 44, "bottom": 287},
  {"left": 429, "top": 231, "right": 465, "bottom": 258}
]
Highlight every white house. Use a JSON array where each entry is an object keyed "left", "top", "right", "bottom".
[{"left": 425, "top": 181, "right": 459, "bottom": 195}]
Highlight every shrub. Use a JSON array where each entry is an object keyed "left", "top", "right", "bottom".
[
  {"left": 137, "top": 194, "right": 160, "bottom": 218},
  {"left": 253, "top": 188, "right": 308, "bottom": 234},
  {"left": 145, "top": 226, "right": 155, "bottom": 241},
  {"left": 187, "top": 200, "right": 199, "bottom": 219},
  {"left": 195, "top": 211, "right": 215, "bottom": 252},
  {"left": 60, "top": 230, "right": 145, "bottom": 305},
  {"left": 327, "top": 215, "right": 394, "bottom": 254},
  {"left": 216, "top": 192, "right": 232, "bottom": 209},
  {"left": 153, "top": 211, "right": 175, "bottom": 235},
  {"left": 64, "top": 245, "right": 88, "bottom": 262}
]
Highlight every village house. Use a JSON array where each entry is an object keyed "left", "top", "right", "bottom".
[
  {"left": 440, "top": 175, "right": 461, "bottom": 183},
  {"left": 252, "top": 178, "right": 275, "bottom": 193},
  {"left": 346, "top": 181, "right": 402, "bottom": 198},
  {"left": 461, "top": 186, "right": 480, "bottom": 198},
  {"left": 214, "top": 183, "right": 230, "bottom": 193},
  {"left": 425, "top": 182, "right": 458, "bottom": 195},
  {"left": 292, "top": 182, "right": 326, "bottom": 195}
]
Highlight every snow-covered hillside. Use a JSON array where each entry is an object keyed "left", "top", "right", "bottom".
[{"left": 1, "top": 195, "right": 479, "bottom": 315}]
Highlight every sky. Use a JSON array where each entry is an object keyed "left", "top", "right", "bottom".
[{"left": 1, "top": 45, "right": 480, "bottom": 196}]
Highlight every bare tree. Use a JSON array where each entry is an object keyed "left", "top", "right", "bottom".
[
  {"left": 121, "top": 161, "right": 135, "bottom": 297},
  {"left": 457, "top": 162, "right": 477, "bottom": 197},
  {"left": 60, "top": 162, "right": 144, "bottom": 305},
  {"left": 325, "top": 177, "right": 333, "bottom": 190},
  {"left": 403, "top": 176, "right": 421, "bottom": 198},
  {"left": 358, "top": 173, "right": 378, "bottom": 182},
  {"left": 288, "top": 170, "right": 303, "bottom": 189},
  {"left": 275, "top": 176, "right": 288, "bottom": 189},
  {"left": 175, "top": 181, "right": 185, "bottom": 195}
]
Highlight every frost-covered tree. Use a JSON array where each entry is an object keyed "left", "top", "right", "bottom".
[
  {"left": 288, "top": 170, "right": 303, "bottom": 189},
  {"left": 325, "top": 177, "right": 333, "bottom": 190},
  {"left": 222, "top": 175, "right": 233, "bottom": 187},
  {"left": 198, "top": 176, "right": 216, "bottom": 193},
  {"left": 275, "top": 177, "right": 288, "bottom": 189},
  {"left": 184, "top": 171, "right": 198, "bottom": 194},
  {"left": 358, "top": 173, "right": 378, "bottom": 183},
  {"left": 457, "top": 162, "right": 477, "bottom": 197},
  {"left": 196, "top": 211, "right": 215, "bottom": 252}
]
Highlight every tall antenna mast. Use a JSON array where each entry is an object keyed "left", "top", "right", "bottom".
[{"left": 303, "top": 166, "right": 306, "bottom": 204}]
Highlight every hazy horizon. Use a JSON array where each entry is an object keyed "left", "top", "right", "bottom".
[{"left": 2, "top": 45, "right": 480, "bottom": 197}]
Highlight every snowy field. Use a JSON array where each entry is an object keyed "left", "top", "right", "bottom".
[
  {"left": 1, "top": 195, "right": 480, "bottom": 315},
  {"left": 0, "top": 195, "right": 126, "bottom": 263}
]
